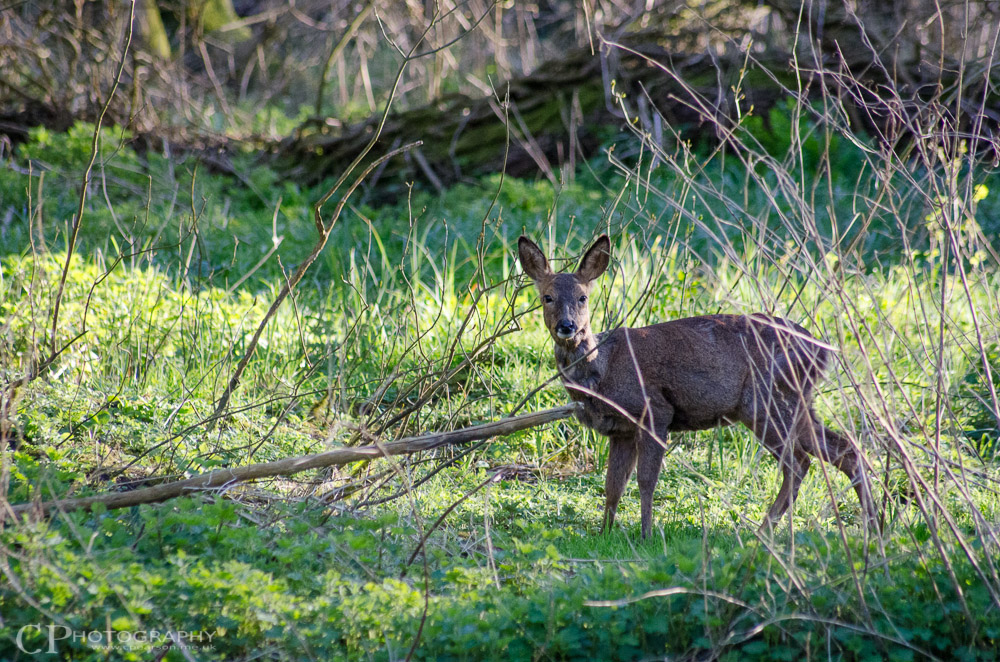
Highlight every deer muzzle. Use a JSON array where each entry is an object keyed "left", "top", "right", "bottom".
[{"left": 555, "top": 320, "right": 577, "bottom": 339}]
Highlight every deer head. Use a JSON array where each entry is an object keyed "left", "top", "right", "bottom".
[{"left": 518, "top": 235, "right": 610, "bottom": 348}]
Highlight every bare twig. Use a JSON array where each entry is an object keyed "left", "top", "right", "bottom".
[{"left": 49, "top": 3, "right": 135, "bottom": 357}]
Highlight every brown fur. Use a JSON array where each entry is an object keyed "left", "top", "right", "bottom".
[{"left": 518, "top": 235, "right": 879, "bottom": 538}]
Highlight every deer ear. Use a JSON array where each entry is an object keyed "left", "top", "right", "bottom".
[
  {"left": 577, "top": 235, "right": 610, "bottom": 282},
  {"left": 518, "top": 236, "right": 551, "bottom": 281}
]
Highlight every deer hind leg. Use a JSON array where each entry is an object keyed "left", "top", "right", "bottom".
[
  {"left": 602, "top": 433, "right": 638, "bottom": 533},
  {"left": 807, "top": 416, "right": 881, "bottom": 532},
  {"left": 763, "top": 451, "right": 812, "bottom": 528},
  {"left": 747, "top": 403, "right": 812, "bottom": 530}
]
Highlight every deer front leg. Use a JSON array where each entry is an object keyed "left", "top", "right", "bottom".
[
  {"left": 602, "top": 433, "right": 637, "bottom": 533},
  {"left": 637, "top": 432, "right": 667, "bottom": 539}
]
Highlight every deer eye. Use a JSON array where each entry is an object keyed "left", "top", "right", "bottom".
[
  {"left": 578, "top": 295, "right": 587, "bottom": 303},
  {"left": 543, "top": 295, "right": 554, "bottom": 304}
]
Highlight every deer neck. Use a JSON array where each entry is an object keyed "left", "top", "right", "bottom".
[{"left": 554, "top": 328, "right": 606, "bottom": 394}]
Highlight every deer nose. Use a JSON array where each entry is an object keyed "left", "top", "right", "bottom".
[{"left": 555, "top": 320, "right": 577, "bottom": 339}]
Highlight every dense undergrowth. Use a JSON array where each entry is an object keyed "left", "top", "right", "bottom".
[{"left": 2, "top": 108, "right": 1000, "bottom": 660}]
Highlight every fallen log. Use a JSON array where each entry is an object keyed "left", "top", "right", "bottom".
[
  {"left": 3, "top": 403, "right": 580, "bottom": 521},
  {"left": 274, "top": 13, "right": 1000, "bottom": 191},
  {"left": 271, "top": 31, "right": 779, "bottom": 190}
]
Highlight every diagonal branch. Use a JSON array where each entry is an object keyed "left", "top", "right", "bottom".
[
  {"left": 209, "top": 140, "right": 420, "bottom": 425},
  {"left": 210, "top": 7, "right": 458, "bottom": 424}
]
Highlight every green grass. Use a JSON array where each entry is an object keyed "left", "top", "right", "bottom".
[{"left": 2, "top": 112, "right": 1000, "bottom": 660}]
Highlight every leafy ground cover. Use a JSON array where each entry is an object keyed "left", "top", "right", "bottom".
[{"left": 2, "top": 109, "right": 1000, "bottom": 660}]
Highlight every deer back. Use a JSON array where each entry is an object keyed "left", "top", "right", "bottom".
[{"left": 562, "top": 315, "right": 830, "bottom": 433}]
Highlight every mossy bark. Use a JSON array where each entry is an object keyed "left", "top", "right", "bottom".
[
  {"left": 189, "top": 0, "right": 251, "bottom": 43},
  {"left": 138, "top": 0, "right": 171, "bottom": 60}
]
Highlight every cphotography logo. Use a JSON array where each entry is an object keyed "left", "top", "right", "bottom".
[{"left": 15, "top": 624, "right": 218, "bottom": 655}]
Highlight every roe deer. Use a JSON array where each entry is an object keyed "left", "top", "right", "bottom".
[{"left": 518, "top": 234, "right": 879, "bottom": 538}]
